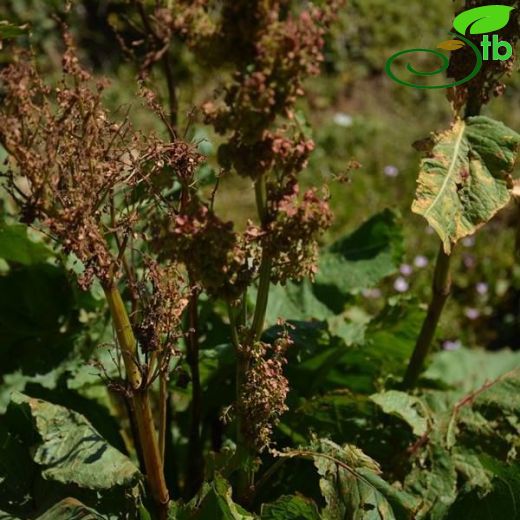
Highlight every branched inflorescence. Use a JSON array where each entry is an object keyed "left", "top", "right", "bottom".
[
  {"left": 152, "top": 200, "right": 259, "bottom": 300},
  {"left": 135, "top": 259, "right": 189, "bottom": 358},
  {"left": 0, "top": 37, "right": 198, "bottom": 376},
  {"left": 149, "top": 0, "right": 343, "bottom": 450}
]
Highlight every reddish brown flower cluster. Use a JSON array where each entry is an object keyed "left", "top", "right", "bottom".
[
  {"left": 0, "top": 47, "right": 134, "bottom": 288},
  {"left": 152, "top": 200, "right": 258, "bottom": 300},
  {"left": 199, "top": 3, "right": 336, "bottom": 180},
  {"left": 238, "top": 333, "right": 292, "bottom": 451},
  {"left": 252, "top": 181, "right": 334, "bottom": 284},
  {"left": 135, "top": 259, "right": 189, "bottom": 356}
]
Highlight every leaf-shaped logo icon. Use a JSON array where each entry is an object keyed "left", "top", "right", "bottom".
[
  {"left": 437, "top": 39, "right": 466, "bottom": 51},
  {"left": 453, "top": 5, "right": 515, "bottom": 35}
]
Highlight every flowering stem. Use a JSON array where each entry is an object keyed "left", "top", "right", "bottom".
[
  {"left": 402, "top": 244, "right": 452, "bottom": 389},
  {"left": 103, "top": 284, "right": 170, "bottom": 517},
  {"left": 250, "top": 175, "right": 271, "bottom": 341}
]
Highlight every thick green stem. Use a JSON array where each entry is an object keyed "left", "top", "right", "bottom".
[
  {"left": 233, "top": 175, "right": 272, "bottom": 501},
  {"left": 185, "top": 291, "right": 204, "bottom": 498},
  {"left": 104, "top": 284, "right": 142, "bottom": 389},
  {"left": 402, "top": 244, "right": 452, "bottom": 389},
  {"left": 103, "top": 284, "right": 170, "bottom": 516}
]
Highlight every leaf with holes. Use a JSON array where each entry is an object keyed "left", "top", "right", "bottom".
[
  {"left": 412, "top": 116, "right": 520, "bottom": 254},
  {"left": 8, "top": 393, "right": 141, "bottom": 490}
]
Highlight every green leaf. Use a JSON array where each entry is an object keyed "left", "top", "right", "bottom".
[
  {"left": 8, "top": 393, "right": 141, "bottom": 490},
  {"left": 453, "top": 5, "right": 514, "bottom": 35},
  {"left": 264, "top": 280, "right": 334, "bottom": 326},
  {"left": 260, "top": 495, "right": 321, "bottom": 519},
  {"left": 311, "top": 439, "right": 419, "bottom": 520},
  {"left": 0, "top": 223, "right": 53, "bottom": 265},
  {"left": 423, "top": 347, "right": 520, "bottom": 394},
  {"left": 34, "top": 498, "right": 104, "bottom": 520},
  {"left": 182, "top": 474, "right": 255, "bottom": 519},
  {"left": 315, "top": 210, "right": 404, "bottom": 309},
  {"left": 445, "top": 455, "right": 520, "bottom": 520},
  {"left": 370, "top": 391, "right": 430, "bottom": 436},
  {"left": 0, "top": 21, "right": 28, "bottom": 40},
  {"left": 412, "top": 117, "right": 520, "bottom": 254},
  {"left": 405, "top": 445, "right": 458, "bottom": 519},
  {"left": 403, "top": 366, "right": 520, "bottom": 519}
]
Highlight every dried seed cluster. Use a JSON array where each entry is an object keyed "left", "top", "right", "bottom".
[{"left": 238, "top": 333, "right": 292, "bottom": 452}]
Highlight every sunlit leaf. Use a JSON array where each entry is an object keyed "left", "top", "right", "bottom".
[
  {"left": 412, "top": 116, "right": 520, "bottom": 254},
  {"left": 0, "top": 223, "right": 53, "bottom": 265},
  {"left": 370, "top": 391, "right": 430, "bottom": 436},
  {"left": 315, "top": 210, "right": 404, "bottom": 309}
]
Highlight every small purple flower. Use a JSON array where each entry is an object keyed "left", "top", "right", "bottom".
[
  {"left": 414, "top": 255, "right": 429, "bottom": 268},
  {"left": 443, "top": 339, "right": 462, "bottom": 351},
  {"left": 462, "top": 236, "right": 476, "bottom": 248},
  {"left": 464, "top": 307, "right": 480, "bottom": 320},
  {"left": 400, "top": 263, "right": 413, "bottom": 276},
  {"left": 384, "top": 165, "right": 399, "bottom": 177},
  {"left": 394, "top": 276, "right": 409, "bottom": 293},
  {"left": 362, "top": 288, "right": 382, "bottom": 299},
  {"left": 425, "top": 226, "right": 435, "bottom": 235},
  {"left": 476, "top": 282, "right": 488, "bottom": 296}
]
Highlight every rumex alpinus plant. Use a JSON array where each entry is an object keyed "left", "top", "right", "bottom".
[
  {"left": 0, "top": 1, "right": 340, "bottom": 516},
  {"left": 0, "top": 1, "right": 520, "bottom": 519}
]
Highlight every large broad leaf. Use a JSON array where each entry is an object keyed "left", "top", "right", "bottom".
[
  {"left": 370, "top": 391, "right": 430, "bottom": 437},
  {"left": 264, "top": 280, "right": 334, "bottom": 326},
  {"left": 34, "top": 498, "right": 104, "bottom": 520},
  {"left": 311, "top": 439, "right": 419, "bottom": 520},
  {"left": 174, "top": 474, "right": 254, "bottom": 519},
  {"left": 403, "top": 367, "right": 520, "bottom": 519},
  {"left": 445, "top": 456, "right": 520, "bottom": 520},
  {"left": 0, "top": 223, "right": 54, "bottom": 265},
  {"left": 261, "top": 211, "right": 403, "bottom": 320},
  {"left": 315, "top": 210, "right": 404, "bottom": 310},
  {"left": 7, "top": 393, "right": 141, "bottom": 490},
  {"left": 412, "top": 116, "right": 520, "bottom": 254},
  {"left": 260, "top": 495, "right": 320, "bottom": 519},
  {"left": 453, "top": 5, "right": 515, "bottom": 35},
  {"left": 423, "top": 347, "right": 520, "bottom": 394},
  {"left": 346, "top": 298, "right": 425, "bottom": 393}
]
